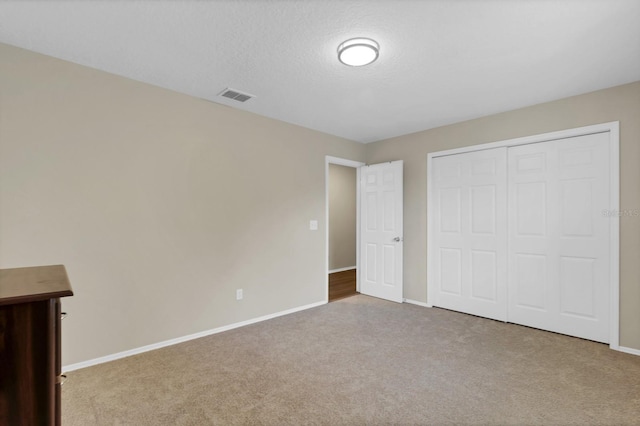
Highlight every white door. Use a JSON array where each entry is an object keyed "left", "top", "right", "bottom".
[
  {"left": 360, "top": 161, "right": 403, "bottom": 303},
  {"left": 431, "top": 148, "right": 508, "bottom": 321},
  {"left": 508, "top": 133, "right": 610, "bottom": 343}
]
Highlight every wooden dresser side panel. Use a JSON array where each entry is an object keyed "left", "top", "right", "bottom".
[{"left": 0, "top": 300, "right": 55, "bottom": 425}]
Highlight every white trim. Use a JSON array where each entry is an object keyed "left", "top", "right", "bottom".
[
  {"left": 426, "top": 153, "right": 436, "bottom": 308},
  {"left": 617, "top": 346, "right": 640, "bottom": 357},
  {"left": 329, "top": 266, "right": 356, "bottom": 274},
  {"left": 356, "top": 166, "right": 361, "bottom": 294},
  {"left": 426, "top": 122, "right": 617, "bottom": 158},
  {"left": 326, "top": 156, "right": 364, "bottom": 168},
  {"left": 608, "top": 122, "right": 620, "bottom": 350},
  {"left": 403, "top": 298, "right": 432, "bottom": 308},
  {"left": 325, "top": 156, "right": 365, "bottom": 301},
  {"left": 426, "top": 121, "right": 620, "bottom": 350},
  {"left": 63, "top": 300, "right": 326, "bottom": 372}
]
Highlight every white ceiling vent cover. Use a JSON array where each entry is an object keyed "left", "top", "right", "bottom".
[{"left": 218, "top": 88, "right": 255, "bottom": 102}]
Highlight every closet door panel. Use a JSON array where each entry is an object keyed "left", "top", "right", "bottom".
[
  {"left": 432, "top": 148, "right": 508, "bottom": 321},
  {"left": 507, "top": 133, "right": 610, "bottom": 343}
]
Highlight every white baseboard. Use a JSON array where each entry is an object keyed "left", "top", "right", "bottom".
[
  {"left": 63, "top": 300, "right": 327, "bottom": 372},
  {"left": 403, "top": 298, "right": 432, "bottom": 308},
  {"left": 617, "top": 345, "right": 640, "bottom": 356},
  {"left": 328, "top": 266, "right": 356, "bottom": 274}
]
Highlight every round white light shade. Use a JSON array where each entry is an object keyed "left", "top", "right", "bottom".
[{"left": 337, "top": 38, "right": 379, "bottom": 67}]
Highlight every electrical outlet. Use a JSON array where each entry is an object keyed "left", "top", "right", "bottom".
[{"left": 236, "top": 289, "right": 243, "bottom": 300}]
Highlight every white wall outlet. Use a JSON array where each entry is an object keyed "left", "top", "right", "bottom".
[
  {"left": 236, "top": 289, "right": 243, "bottom": 300},
  {"left": 309, "top": 220, "right": 318, "bottom": 231}
]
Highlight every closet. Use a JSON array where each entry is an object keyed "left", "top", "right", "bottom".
[{"left": 428, "top": 126, "right": 617, "bottom": 344}]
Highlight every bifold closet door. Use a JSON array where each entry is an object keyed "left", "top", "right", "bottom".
[
  {"left": 431, "top": 148, "right": 508, "bottom": 321},
  {"left": 508, "top": 133, "right": 611, "bottom": 343}
]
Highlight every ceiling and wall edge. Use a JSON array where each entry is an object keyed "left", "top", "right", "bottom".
[{"left": 1, "top": 42, "right": 639, "bottom": 366}]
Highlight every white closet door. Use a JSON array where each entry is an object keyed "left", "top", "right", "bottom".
[
  {"left": 508, "top": 133, "right": 610, "bottom": 343},
  {"left": 432, "top": 148, "right": 508, "bottom": 321}
]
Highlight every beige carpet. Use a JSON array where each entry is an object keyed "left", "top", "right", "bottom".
[{"left": 62, "top": 295, "right": 640, "bottom": 425}]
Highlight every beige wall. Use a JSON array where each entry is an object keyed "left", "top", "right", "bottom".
[
  {"left": 0, "top": 43, "right": 366, "bottom": 365},
  {"left": 367, "top": 81, "right": 640, "bottom": 350},
  {"left": 328, "top": 164, "right": 357, "bottom": 271}
]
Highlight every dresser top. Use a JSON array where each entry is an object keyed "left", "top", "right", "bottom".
[{"left": 0, "top": 265, "right": 73, "bottom": 305}]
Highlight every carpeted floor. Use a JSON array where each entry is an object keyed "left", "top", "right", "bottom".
[{"left": 62, "top": 295, "right": 640, "bottom": 425}]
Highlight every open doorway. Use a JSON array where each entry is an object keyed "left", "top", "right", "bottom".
[
  {"left": 325, "top": 156, "right": 364, "bottom": 302},
  {"left": 328, "top": 163, "right": 357, "bottom": 301}
]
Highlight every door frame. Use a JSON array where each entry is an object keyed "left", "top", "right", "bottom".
[
  {"left": 426, "top": 121, "right": 620, "bottom": 349},
  {"left": 325, "top": 156, "right": 365, "bottom": 302}
]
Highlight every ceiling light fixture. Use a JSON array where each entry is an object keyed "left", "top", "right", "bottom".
[{"left": 337, "top": 38, "right": 379, "bottom": 67}]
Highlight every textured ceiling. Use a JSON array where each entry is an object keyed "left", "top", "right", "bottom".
[{"left": 1, "top": 0, "right": 639, "bottom": 143}]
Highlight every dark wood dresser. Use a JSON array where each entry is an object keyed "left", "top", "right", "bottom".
[{"left": 0, "top": 265, "right": 73, "bottom": 426}]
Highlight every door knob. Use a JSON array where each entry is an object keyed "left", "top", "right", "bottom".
[{"left": 393, "top": 237, "right": 402, "bottom": 242}]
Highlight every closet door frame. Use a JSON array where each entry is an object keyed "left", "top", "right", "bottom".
[{"left": 426, "top": 121, "right": 620, "bottom": 350}]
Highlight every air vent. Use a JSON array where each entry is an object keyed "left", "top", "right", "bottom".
[{"left": 218, "top": 88, "right": 255, "bottom": 103}]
